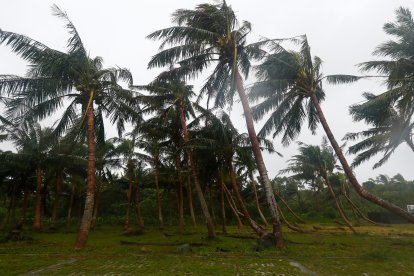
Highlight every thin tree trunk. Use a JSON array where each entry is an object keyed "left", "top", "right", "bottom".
[
  {"left": 178, "top": 101, "right": 216, "bottom": 238},
  {"left": 2, "top": 185, "right": 17, "bottom": 230},
  {"left": 273, "top": 191, "right": 306, "bottom": 224},
  {"left": 50, "top": 173, "right": 62, "bottom": 230},
  {"left": 342, "top": 188, "right": 380, "bottom": 225},
  {"left": 310, "top": 93, "right": 414, "bottom": 223},
  {"left": 75, "top": 100, "right": 96, "bottom": 249},
  {"left": 135, "top": 179, "right": 144, "bottom": 229},
  {"left": 32, "top": 163, "right": 43, "bottom": 231},
  {"left": 154, "top": 155, "right": 164, "bottom": 229},
  {"left": 223, "top": 182, "right": 244, "bottom": 229},
  {"left": 218, "top": 169, "right": 227, "bottom": 234},
  {"left": 405, "top": 137, "right": 414, "bottom": 152},
  {"left": 175, "top": 154, "right": 185, "bottom": 234},
  {"left": 229, "top": 165, "right": 265, "bottom": 236},
  {"left": 16, "top": 187, "right": 29, "bottom": 230},
  {"left": 235, "top": 71, "right": 283, "bottom": 246},
  {"left": 125, "top": 163, "right": 134, "bottom": 230},
  {"left": 66, "top": 181, "right": 76, "bottom": 227},
  {"left": 249, "top": 172, "right": 269, "bottom": 227},
  {"left": 277, "top": 205, "right": 307, "bottom": 233},
  {"left": 186, "top": 175, "right": 197, "bottom": 228},
  {"left": 322, "top": 171, "right": 356, "bottom": 234}
]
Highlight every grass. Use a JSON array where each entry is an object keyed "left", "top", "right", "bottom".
[{"left": 1, "top": 223, "right": 414, "bottom": 275}]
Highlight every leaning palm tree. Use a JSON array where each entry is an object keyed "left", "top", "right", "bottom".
[
  {"left": 345, "top": 92, "right": 414, "bottom": 168},
  {"left": 346, "top": 7, "right": 414, "bottom": 168},
  {"left": 0, "top": 6, "right": 136, "bottom": 248},
  {"left": 250, "top": 37, "right": 414, "bottom": 223},
  {"left": 147, "top": 1, "right": 283, "bottom": 244}
]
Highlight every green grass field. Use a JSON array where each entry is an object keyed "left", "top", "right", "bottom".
[{"left": 1, "top": 224, "right": 413, "bottom": 275}]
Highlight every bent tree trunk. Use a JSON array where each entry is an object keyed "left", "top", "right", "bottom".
[
  {"left": 33, "top": 163, "right": 43, "bottom": 231},
  {"left": 178, "top": 101, "right": 216, "bottom": 238},
  {"left": 310, "top": 93, "right": 414, "bottom": 223},
  {"left": 322, "top": 171, "right": 356, "bottom": 233},
  {"left": 229, "top": 165, "right": 265, "bottom": 236},
  {"left": 235, "top": 71, "right": 283, "bottom": 245},
  {"left": 75, "top": 99, "right": 96, "bottom": 249},
  {"left": 249, "top": 172, "right": 269, "bottom": 226}
]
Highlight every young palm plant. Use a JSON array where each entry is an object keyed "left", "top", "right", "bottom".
[
  {"left": 0, "top": 5, "right": 136, "bottom": 248},
  {"left": 147, "top": 0, "right": 283, "bottom": 244},
  {"left": 250, "top": 36, "right": 414, "bottom": 223}
]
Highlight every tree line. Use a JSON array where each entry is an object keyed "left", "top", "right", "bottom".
[{"left": 0, "top": 2, "right": 413, "bottom": 249}]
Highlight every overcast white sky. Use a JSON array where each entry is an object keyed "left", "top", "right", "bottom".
[{"left": 1, "top": 0, "right": 414, "bottom": 182}]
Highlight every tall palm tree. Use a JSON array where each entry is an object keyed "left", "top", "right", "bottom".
[
  {"left": 136, "top": 78, "right": 216, "bottom": 238},
  {"left": 147, "top": 1, "right": 283, "bottom": 243},
  {"left": 250, "top": 37, "right": 414, "bottom": 223},
  {"left": 0, "top": 5, "right": 136, "bottom": 248}
]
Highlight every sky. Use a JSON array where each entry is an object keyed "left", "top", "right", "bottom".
[{"left": 1, "top": 0, "right": 414, "bottom": 182}]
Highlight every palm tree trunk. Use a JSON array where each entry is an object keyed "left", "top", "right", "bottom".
[
  {"left": 135, "top": 180, "right": 144, "bottom": 229},
  {"left": 16, "top": 187, "right": 29, "bottom": 230},
  {"left": 249, "top": 172, "right": 269, "bottom": 226},
  {"left": 125, "top": 164, "right": 134, "bottom": 230},
  {"left": 33, "top": 163, "right": 43, "bottom": 231},
  {"left": 217, "top": 169, "right": 227, "bottom": 234},
  {"left": 178, "top": 101, "right": 216, "bottom": 238},
  {"left": 310, "top": 93, "right": 414, "bottom": 223},
  {"left": 75, "top": 100, "right": 96, "bottom": 249},
  {"left": 342, "top": 188, "right": 380, "bottom": 225},
  {"left": 322, "top": 171, "right": 356, "bottom": 233},
  {"left": 229, "top": 165, "right": 265, "bottom": 236},
  {"left": 277, "top": 205, "right": 306, "bottom": 233},
  {"left": 186, "top": 175, "right": 197, "bottom": 228},
  {"left": 235, "top": 71, "right": 283, "bottom": 246},
  {"left": 66, "top": 181, "right": 76, "bottom": 227},
  {"left": 175, "top": 154, "right": 185, "bottom": 234},
  {"left": 91, "top": 177, "right": 101, "bottom": 230},
  {"left": 223, "top": 181, "right": 244, "bottom": 229},
  {"left": 405, "top": 137, "right": 414, "bottom": 152},
  {"left": 273, "top": 191, "right": 306, "bottom": 223},
  {"left": 50, "top": 173, "right": 62, "bottom": 230},
  {"left": 154, "top": 155, "right": 164, "bottom": 229}
]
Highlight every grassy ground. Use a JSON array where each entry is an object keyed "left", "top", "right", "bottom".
[{"left": 0, "top": 223, "right": 414, "bottom": 275}]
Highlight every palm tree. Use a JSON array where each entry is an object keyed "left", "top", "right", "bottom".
[
  {"left": 136, "top": 78, "right": 216, "bottom": 238},
  {"left": 0, "top": 122, "right": 54, "bottom": 230},
  {"left": 346, "top": 7, "right": 414, "bottom": 168},
  {"left": 345, "top": 92, "right": 414, "bottom": 168},
  {"left": 0, "top": 6, "right": 136, "bottom": 248},
  {"left": 147, "top": 1, "right": 283, "bottom": 243},
  {"left": 250, "top": 36, "right": 414, "bottom": 223},
  {"left": 282, "top": 140, "right": 356, "bottom": 233}
]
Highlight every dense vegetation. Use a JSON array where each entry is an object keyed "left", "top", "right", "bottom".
[{"left": 0, "top": 3, "right": 413, "bottom": 268}]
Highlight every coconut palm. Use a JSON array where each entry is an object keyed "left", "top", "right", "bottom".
[
  {"left": 147, "top": 1, "right": 283, "bottom": 243},
  {"left": 282, "top": 140, "right": 356, "bottom": 232},
  {"left": 345, "top": 92, "right": 414, "bottom": 168},
  {"left": 0, "top": 5, "right": 136, "bottom": 248},
  {"left": 346, "top": 7, "right": 414, "bottom": 168},
  {"left": 250, "top": 36, "right": 414, "bottom": 223},
  {"left": 0, "top": 122, "right": 54, "bottom": 230},
  {"left": 136, "top": 78, "right": 216, "bottom": 238}
]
